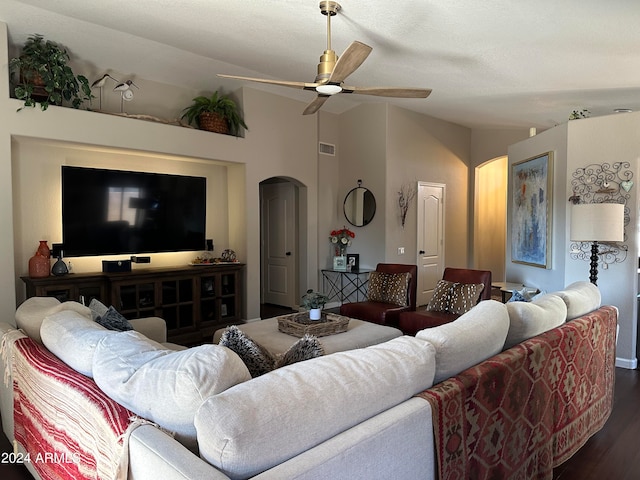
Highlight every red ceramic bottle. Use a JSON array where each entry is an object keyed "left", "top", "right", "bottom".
[{"left": 28, "top": 241, "right": 51, "bottom": 278}]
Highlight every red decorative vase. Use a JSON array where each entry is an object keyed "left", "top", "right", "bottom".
[
  {"left": 28, "top": 241, "right": 51, "bottom": 278},
  {"left": 37, "top": 240, "right": 50, "bottom": 258}
]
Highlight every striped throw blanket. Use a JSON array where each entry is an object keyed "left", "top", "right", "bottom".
[{"left": 10, "top": 336, "right": 138, "bottom": 480}]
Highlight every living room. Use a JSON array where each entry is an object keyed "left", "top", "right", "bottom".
[
  {"left": 1, "top": 2, "right": 640, "bottom": 479},
  {"left": 1, "top": 1, "right": 639, "bottom": 369}
]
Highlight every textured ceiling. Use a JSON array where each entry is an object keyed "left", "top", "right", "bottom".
[{"left": 3, "top": 0, "right": 640, "bottom": 129}]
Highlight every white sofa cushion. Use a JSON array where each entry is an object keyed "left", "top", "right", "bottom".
[
  {"left": 416, "top": 300, "right": 510, "bottom": 384},
  {"left": 553, "top": 281, "right": 601, "bottom": 320},
  {"left": 16, "top": 297, "right": 91, "bottom": 343},
  {"left": 41, "top": 310, "right": 115, "bottom": 377},
  {"left": 92, "top": 331, "right": 251, "bottom": 449},
  {"left": 504, "top": 293, "right": 567, "bottom": 349},
  {"left": 194, "top": 336, "right": 436, "bottom": 479}
]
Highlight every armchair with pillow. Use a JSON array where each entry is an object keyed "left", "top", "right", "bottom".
[
  {"left": 339, "top": 263, "right": 417, "bottom": 327},
  {"left": 398, "top": 267, "right": 492, "bottom": 335}
]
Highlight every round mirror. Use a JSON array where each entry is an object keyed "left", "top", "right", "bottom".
[{"left": 344, "top": 187, "right": 376, "bottom": 227}]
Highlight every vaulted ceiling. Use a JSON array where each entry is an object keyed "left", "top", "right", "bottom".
[{"left": 3, "top": 0, "right": 640, "bottom": 129}]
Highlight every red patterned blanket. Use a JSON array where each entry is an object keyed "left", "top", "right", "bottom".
[
  {"left": 11, "top": 337, "right": 137, "bottom": 480},
  {"left": 417, "top": 305, "right": 617, "bottom": 480}
]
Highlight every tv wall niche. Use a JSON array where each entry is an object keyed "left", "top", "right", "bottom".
[{"left": 62, "top": 166, "right": 206, "bottom": 257}]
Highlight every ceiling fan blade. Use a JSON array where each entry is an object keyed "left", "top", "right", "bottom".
[
  {"left": 342, "top": 85, "right": 432, "bottom": 98},
  {"left": 303, "top": 95, "right": 331, "bottom": 115},
  {"left": 328, "top": 41, "right": 373, "bottom": 84},
  {"left": 218, "top": 74, "right": 318, "bottom": 91}
]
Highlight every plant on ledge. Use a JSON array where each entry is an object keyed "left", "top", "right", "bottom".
[
  {"left": 181, "top": 91, "right": 248, "bottom": 136},
  {"left": 9, "top": 34, "right": 93, "bottom": 111}
]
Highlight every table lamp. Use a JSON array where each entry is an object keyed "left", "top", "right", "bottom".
[{"left": 570, "top": 203, "right": 624, "bottom": 285}]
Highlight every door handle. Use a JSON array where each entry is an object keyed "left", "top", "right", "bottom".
[
  {"left": 419, "top": 250, "right": 425, "bottom": 255},
  {"left": 286, "top": 251, "right": 292, "bottom": 256}
]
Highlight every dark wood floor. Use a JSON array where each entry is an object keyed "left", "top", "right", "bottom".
[{"left": 1, "top": 364, "right": 637, "bottom": 479}]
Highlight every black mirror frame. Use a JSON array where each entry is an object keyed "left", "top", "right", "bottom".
[{"left": 343, "top": 186, "right": 376, "bottom": 227}]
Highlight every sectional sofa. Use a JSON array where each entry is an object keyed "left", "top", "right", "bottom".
[{"left": 0, "top": 281, "right": 616, "bottom": 480}]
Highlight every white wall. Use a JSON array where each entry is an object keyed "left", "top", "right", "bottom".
[
  {"left": 474, "top": 156, "right": 507, "bottom": 281},
  {"left": 507, "top": 125, "right": 569, "bottom": 291},
  {"left": 336, "top": 103, "right": 388, "bottom": 270},
  {"left": 507, "top": 115, "right": 638, "bottom": 368},
  {"left": 386, "top": 105, "right": 471, "bottom": 268}
]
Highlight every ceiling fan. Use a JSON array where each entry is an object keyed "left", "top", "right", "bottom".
[{"left": 218, "top": 1, "right": 432, "bottom": 115}]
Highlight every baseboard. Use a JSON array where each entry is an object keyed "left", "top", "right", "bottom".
[{"left": 615, "top": 356, "right": 638, "bottom": 370}]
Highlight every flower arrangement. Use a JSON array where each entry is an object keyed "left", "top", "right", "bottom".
[{"left": 329, "top": 226, "right": 355, "bottom": 255}]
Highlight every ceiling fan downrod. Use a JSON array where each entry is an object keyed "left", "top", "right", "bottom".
[{"left": 316, "top": 1, "right": 341, "bottom": 84}]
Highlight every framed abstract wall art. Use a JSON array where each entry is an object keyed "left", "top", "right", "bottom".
[{"left": 511, "top": 152, "right": 553, "bottom": 268}]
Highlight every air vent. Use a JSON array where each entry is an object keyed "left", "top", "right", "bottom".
[{"left": 319, "top": 142, "right": 336, "bottom": 156}]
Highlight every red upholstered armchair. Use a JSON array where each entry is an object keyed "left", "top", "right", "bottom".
[
  {"left": 398, "top": 267, "right": 492, "bottom": 336},
  {"left": 339, "top": 263, "right": 417, "bottom": 327}
]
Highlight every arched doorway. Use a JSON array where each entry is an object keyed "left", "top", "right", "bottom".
[
  {"left": 259, "top": 177, "right": 307, "bottom": 311},
  {"left": 474, "top": 156, "right": 508, "bottom": 282}
]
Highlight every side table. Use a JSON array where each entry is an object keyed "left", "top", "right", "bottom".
[
  {"left": 321, "top": 269, "right": 372, "bottom": 304},
  {"left": 492, "top": 282, "right": 539, "bottom": 303}
]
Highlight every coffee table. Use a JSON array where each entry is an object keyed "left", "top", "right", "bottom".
[{"left": 213, "top": 315, "right": 403, "bottom": 356}]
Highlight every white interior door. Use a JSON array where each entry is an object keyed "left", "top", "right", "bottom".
[
  {"left": 260, "top": 182, "right": 297, "bottom": 307},
  {"left": 416, "top": 182, "right": 445, "bottom": 307}
]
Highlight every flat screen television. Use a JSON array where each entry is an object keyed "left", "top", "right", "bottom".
[{"left": 62, "top": 166, "right": 206, "bottom": 257}]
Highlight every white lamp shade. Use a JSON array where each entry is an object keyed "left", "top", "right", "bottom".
[{"left": 570, "top": 203, "right": 624, "bottom": 242}]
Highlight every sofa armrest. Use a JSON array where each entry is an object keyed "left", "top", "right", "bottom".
[
  {"left": 129, "top": 317, "right": 167, "bottom": 343},
  {"left": 129, "top": 425, "right": 230, "bottom": 480}
]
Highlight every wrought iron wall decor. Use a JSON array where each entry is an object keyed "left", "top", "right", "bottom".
[{"left": 568, "top": 162, "right": 631, "bottom": 270}]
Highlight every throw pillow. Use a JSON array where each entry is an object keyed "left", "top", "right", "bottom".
[
  {"left": 367, "top": 271, "right": 411, "bottom": 307},
  {"left": 448, "top": 282, "right": 484, "bottom": 315},
  {"left": 426, "top": 280, "right": 484, "bottom": 315},
  {"left": 88, "top": 298, "right": 109, "bottom": 321},
  {"left": 416, "top": 300, "right": 510, "bottom": 383},
  {"left": 425, "top": 279, "right": 453, "bottom": 312},
  {"left": 275, "top": 334, "right": 325, "bottom": 368},
  {"left": 96, "top": 306, "right": 134, "bottom": 331},
  {"left": 93, "top": 331, "right": 251, "bottom": 450},
  {"left": 218, "top": 326, "right": 276, "bottom": 377},
  {"left": 507, "top": 287, "right": 537, "bottom": 303}
]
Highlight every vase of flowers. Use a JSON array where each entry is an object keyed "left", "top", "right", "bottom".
[
  {"left": 329, "top": 226, "right": 355, "bottom": 256},
  {"left": 301, "top": 289, "right": 329, "bottom": 320}
]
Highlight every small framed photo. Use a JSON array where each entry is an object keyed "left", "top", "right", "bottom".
[
  {"left": 346, "top": 253, "right": 360, "bottom": 271},
  {"left": 333, "top": 255, "right": 347, "bottom": 271}
]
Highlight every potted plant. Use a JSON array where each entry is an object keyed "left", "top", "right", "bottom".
[
  {"left": 301, "top": 289, "right": 329, "bottom": 320},
  {"left": 181, "top": 91, "right": 248, "bottom": 136},
  {"left": 9, "top": 34, "right": 93, "bottom": 111}
]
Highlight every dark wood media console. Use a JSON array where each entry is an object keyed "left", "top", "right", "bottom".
[{"left": 21, "top": 264, "right": 245, "bottom": 345}]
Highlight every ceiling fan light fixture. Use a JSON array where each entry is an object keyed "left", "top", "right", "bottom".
[{"left": 316, "top": 84, "right": 342, "bottom": 95}]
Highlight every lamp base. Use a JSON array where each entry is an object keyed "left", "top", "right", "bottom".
[{"left": 589, "top": 241, "right": 599, "bottom": 285}]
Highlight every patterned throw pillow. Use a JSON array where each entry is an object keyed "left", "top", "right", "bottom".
[
  {"left": 96, "top": 306, "right": 134, "bottom": 331},
  {"left": 219, "top": 326, "right": 324, "bottom": 378},
  {"left": 367, "top": 272, "right": 411, "bottom": 307},
  {"left": 426, "top": 280, "right": 454, "bottom": 312},
  {"left": 426, "top": 280, "right": 484, "bottom": 315},
  {"left": 218, "top": 326, "right": 276, "bottom": 377},
  {"left": 275, "top": 335, "right": 325, "bottom": 368},
  {"left": 88, "top": 299, "right": 133, "bottom": 331},
  {"left": 448, "top": 283, "right": 484, "bottom": 315}
]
